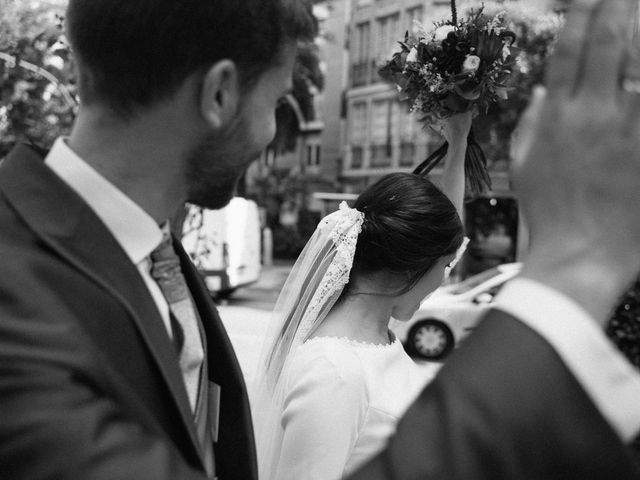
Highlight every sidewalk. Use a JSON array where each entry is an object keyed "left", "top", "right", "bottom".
[{"left": 253, "top": 260, "right": 294, "bottom": 292}]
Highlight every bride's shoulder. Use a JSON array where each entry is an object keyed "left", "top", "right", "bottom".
[{"left": 288, "top": 337, "right": 367, "bottom": 381}]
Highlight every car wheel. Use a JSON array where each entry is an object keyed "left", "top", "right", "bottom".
[{"left": 407, "top": 319, "right": 455, "bottom": 360}]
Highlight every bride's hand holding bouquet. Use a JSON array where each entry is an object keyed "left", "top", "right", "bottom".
[{"left": 379, "top": 0, "right": 517, "bottom": 193}]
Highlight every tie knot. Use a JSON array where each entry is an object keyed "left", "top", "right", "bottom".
[
  {"left": 150, "top": 234, "right": 189, "bottom": 303},
  {"left": 150, "top": 233, "right": 175, "bottom": 263}
]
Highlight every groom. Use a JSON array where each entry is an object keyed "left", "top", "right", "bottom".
[
  {"left": 0, "top": 1, "right": 315, "bottom": 479},
  {"left": 350, "top": 0, "right": 640, "bottom": 478}
]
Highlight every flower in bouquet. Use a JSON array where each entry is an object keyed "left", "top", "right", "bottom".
[{"left": 379, "top": 3, "right": 517, "bottom": 193}]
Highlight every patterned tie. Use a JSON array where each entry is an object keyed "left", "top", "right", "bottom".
[{"left": 150, "top": 233, "right": 204, "bottom": 412}]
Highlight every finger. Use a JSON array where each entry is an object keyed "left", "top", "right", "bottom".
[
  {"left": 579, "top": 0, "right": 638, "bottom": 100},
  {"left": 546, "top": 0, "right": 602, "bottom": 96},
  {"left": 510, "top": 86, "right": 547, "bottom": 169}
]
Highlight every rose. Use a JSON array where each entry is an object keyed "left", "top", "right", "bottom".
[
  {"left": 434, "top": 25, "right": 455, "bottom": 42},
  {"left": 405, "top": 47, "right": 418, "bottom": 63},
  {"left": 462, "top": 55, "right": 481, "bottom": 74}
]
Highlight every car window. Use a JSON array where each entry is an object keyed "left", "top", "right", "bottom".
[{"left": 447, "top": 267, "right": 502, "bottom": 295}]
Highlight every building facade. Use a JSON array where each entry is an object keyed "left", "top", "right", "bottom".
[
  {"left": 341, "top": 0, "right": 453, "bottom": 192},
  {"left": 340, "top": 0, "right": 564, "bottom": 274}
]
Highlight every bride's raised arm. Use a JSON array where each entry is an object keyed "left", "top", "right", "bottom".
[{"left": 438, "top": 111, "right": 473, "bottom": 217}]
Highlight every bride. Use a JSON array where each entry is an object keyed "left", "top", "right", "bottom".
[{"left": 251, "top": 113, "right": 472, "bottom": 480}]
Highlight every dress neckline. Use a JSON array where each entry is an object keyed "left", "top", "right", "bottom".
[{"left": 303, "top": 331, "right": 398, "bottom": 349}]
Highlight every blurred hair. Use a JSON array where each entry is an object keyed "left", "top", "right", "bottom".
[
  {"left": 65, "top": 0, "right": 316, "bottom": 117},
  {"left": 349, "top": 172, "right": 464, "bottom": 295}
]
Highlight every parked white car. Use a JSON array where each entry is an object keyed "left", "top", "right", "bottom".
[{"left": 392, "top": 263, "right": 522, "bottom": 361}]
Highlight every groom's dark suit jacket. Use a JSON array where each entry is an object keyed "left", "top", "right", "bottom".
[
  {"left": 351, "top": 309, "right": 640, "bottom": 480},
  {"left": 0, "top": 144, "right": 258, "bottom": 480}
]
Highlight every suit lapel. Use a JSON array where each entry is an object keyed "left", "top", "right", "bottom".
[
  {"left": 0, "top": 144, "right": 203, "bottom": 460},
  {"left": 176, "top": 236, "right": 259, "bottom": 479}
]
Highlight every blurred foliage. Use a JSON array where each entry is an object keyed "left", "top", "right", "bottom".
[
  {"left": 0, "top": 0, "right": 77, "bottom": 159},
  {"left": 0, "top": 0, "right": 325, "bottom": 159},
  {"left": 249, "top": 168, "right": 322, "bottom": 259},
  {"left": 269, "top": 42, "right": 325, "bottom": 153},
  {"left": 466, "top": 2, "right": 565, "bottom": 168}
]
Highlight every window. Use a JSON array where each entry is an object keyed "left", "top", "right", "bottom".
[
  {"left": 370, "top": 145, "right": 391, "bottom": 167},
  {"left": 399, "top": 142, "right": 415, "bottom": 167},
  {"left": 354, "top": 22, "right": 371, "bottom": 63},
  {"left": 375, "top": 13, "right": 400, "bottom": 63},
  {"left": 351, "top": 146, "right": 364, "bottom": 168},
  {"left": 370, "top": 100, "right": 399, "bottom": 144},
  {"left": 349, "top": 102, "right": 368, "bottom": 169},
  {"left": 370, "top": 100, "right": 389, "bottom": 144},
  {"left": 350, "top": 102, "right": 368, "bottom": 146},
  {"left": 370, "top": 99, "right": 396, "bottom": 167},
  {"left": 352, "top": 22, "right": 371, "bottom": 86},
  {"left": 306, "top": 144, "right": 321, "bottom": 167}
]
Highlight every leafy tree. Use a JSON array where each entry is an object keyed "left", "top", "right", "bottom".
[
  {"left": 466, "top": 2, "right": 565, "bottom": 168},
  {"left": 269, "top": 42, "right": 324, "bottom": 154},
  {"left": 1, "top": 0, "right": 325, "bottom": 161},
  {"left": 0, "top": 0, "right": 77, "bottom": 158}
]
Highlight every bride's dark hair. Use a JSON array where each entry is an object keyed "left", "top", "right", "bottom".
[{"left": 350, "top": 172, "right": 464, "bottom": 295}]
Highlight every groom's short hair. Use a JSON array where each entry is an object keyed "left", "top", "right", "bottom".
[{"left": 65, "top": 0, "right": 316, "bottom": 118}]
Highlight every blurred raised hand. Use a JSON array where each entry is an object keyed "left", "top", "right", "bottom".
[
  {"left": 440, "top": 111, "right": 473, "bottom": 216},
  {"left": 511, "top": 0, "right": 640, "bottom": 324},
  {"left": 442, "top": 110, "right": 473, "bottom": 147}
]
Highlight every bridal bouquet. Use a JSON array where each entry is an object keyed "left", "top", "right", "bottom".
[{"left": 379, "top": 1, "right": 517, "bottom": 193}]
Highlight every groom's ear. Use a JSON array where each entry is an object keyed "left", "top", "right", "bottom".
[{"left": 199, "top": 60, "right": 240, "bottom": 129}]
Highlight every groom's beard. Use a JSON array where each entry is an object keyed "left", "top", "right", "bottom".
[{"left": 185, "top": 115, "right": 259, "bottom": 210}]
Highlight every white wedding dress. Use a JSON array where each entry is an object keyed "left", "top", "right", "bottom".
[{"left": 269, "top": 332, "right": 437, "bottom": 480}]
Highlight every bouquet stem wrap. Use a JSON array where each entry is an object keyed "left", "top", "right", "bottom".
[{"left": 412, "top": 127, "right": 491, "bottom": 194}]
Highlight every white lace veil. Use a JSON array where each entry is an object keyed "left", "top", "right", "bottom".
[{"left": 250, "top": 201, "right": 364, "bottom": 480}]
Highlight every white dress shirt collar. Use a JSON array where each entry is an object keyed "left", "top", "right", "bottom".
[
  {"left": 496, "top": 277, "right": 640, "bottom": 442},
  {"left": 44, "top": 138, "right": 163, "bottom": 263}
]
